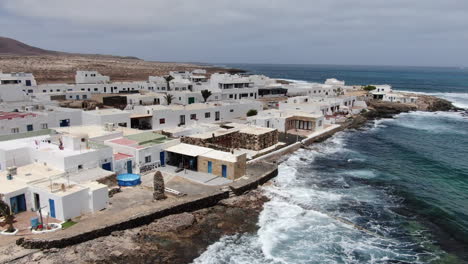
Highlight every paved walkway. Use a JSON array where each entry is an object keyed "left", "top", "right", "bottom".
[{"left": 158, "top": 165, "right": 232, "bottom": 186}]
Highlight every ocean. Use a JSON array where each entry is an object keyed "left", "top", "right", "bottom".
[{"left": 194, "top": 64, "right": 468, "bottom": 264}]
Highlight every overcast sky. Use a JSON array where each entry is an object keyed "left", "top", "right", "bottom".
[{"left": 1, "top": 0, "right": 468, "bottom": 67}]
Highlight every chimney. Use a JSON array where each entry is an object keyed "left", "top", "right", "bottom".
[{"left": 6, "top": 167, "right": 17, "bottom": 180}]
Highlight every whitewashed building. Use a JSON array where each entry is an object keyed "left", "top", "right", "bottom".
[
  {"left": 130, "top": 100, "right": 263, "bottom": 130},
  {"left": 0, "top": 164, "right": 109, "bottom": 221},
  {"left": 248, "top": 109, "right": 324, "bottom": 133},
  {"left": 0, "top": 106, "right": 82, "bottom": 136},
  {"left": 75, "top": 71, "right": 110, "bottom": 84},
  {"left": 0, "top": 72, "right": 37, "bottom": 87}
]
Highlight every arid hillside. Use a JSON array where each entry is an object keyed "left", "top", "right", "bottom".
[{"left": 0, "top": 36, "right": 239, "bottom": 84}]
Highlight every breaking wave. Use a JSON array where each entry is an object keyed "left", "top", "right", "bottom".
[{"left": 194, "top": 126, "right": 461, "bottom": 264}]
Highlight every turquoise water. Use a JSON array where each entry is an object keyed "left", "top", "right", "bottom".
[{"left": 194, "top": 65, "right": 468, "bottom": 264}]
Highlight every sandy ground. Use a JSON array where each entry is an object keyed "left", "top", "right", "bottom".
[{"left": 0, "top": 55, "right": 233, "bottom": 84}]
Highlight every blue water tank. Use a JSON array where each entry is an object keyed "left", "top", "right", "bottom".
[{"left": 30, "top": 217, "right": 39, "bottom": 228}]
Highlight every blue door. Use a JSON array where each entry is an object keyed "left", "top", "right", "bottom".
[
  {"left": 207, "top": 161, "right": 212, "bottom": 173},
  {"left": 127, "top": 160, "right": 132, "bottom": 173},
  {"left": 160, "top": 152, "right": 165, "bottom": 166},
  {"left": 10, "top": 194, "right": 26, "bottom": 214},
  {"left": 49, "top": 199, "right": 56, "bottom": 218},
  {"left": 222, "top": 165, "right": 227, "bottom": 178},
  {"left": 102, "top": 162, "right": 112, "bottom": 171}
]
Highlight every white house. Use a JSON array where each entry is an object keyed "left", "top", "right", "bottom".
[
  {"left": 370, "top": 84, "right": 393, "bottom": 99},
  {"left": 75, "top": 71, "right": 110, "bottom": 84},
  {"left": 0, "top": 72, "right": 37, "bottom": 87},
  {"left": 248, "top": 109, "right": 324, "bottom": 133},
  {"left": 104, "top": 131, "right": 179, "bottom": 174},
  {"left": 0, "top": 106, "right": 82, "bottom": 136},
  {"left": 0, "top": 163, "right": 108, "bottom": 221},
  {"left": 82, "top": 108, "right": 131, "bottom": 128},
  {"left": 130, "top": 100, "right": 263, "bottom": 130},
  {"left": 383, "top": 93, "right": 418, "bottom": 104}
]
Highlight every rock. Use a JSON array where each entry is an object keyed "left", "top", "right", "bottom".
[
  {"left": 16, "top": 238, "right": 24, "bottom": 246},
  {"left": 48, "top": 248, "right": 59, "bottom": 253},
  {"left": 31, "top": 252, "right": 44, "bottom": 262},
  {"left": 153, "top": 171, "right": 167, "bottom": 200},
  {"left": 110, "top": 250, "right": 123, "bottom": 257}
]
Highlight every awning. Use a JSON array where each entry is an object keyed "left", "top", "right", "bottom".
[{"left": 164, "top": 143, "right": 212, "bottom": 157}]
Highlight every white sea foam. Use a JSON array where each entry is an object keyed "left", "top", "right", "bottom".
[{"left": 194, "top": 133, "right": 437, "bottom": 264}]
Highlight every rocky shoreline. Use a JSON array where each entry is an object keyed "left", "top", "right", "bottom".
[
  {"left": 11, "top": 189, "right": 268, "bottom": 264},
  {"left": 9, "top": 95, "right": 458, "bottom": 264}
]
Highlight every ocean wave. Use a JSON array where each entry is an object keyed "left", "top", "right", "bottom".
[{"left": 195, "top": 128, "right": 453, "bottom": 264}]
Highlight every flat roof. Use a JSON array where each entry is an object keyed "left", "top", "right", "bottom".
[
  {"left": 125, "top": 131, "right": 170, "bottom": 146},
  {"left": 189, "top": 128, "right": 237, "bottom": 139},
  {"left": 0, "top": 129, "right": 54, "bottom": 142},
  {"left": 165, "top": 143, "right": 212, "bottom": 157},
  {"left": 223, "top": 123, "right": 276, "bottom": 135},
  {"left": 84, "top": 108, "right": 130, "bottom": 116},
  {"left": 200, "top": 150, "right": 238, "bottom": 163},
  {"left": 0, "top": 112, "right": 37, "bottom": 120},
  {"left": 55, "top": 125, "right": 120, "bottom": 139},
  {"left": 0, "top": 163, "right": 64, "bottom": 194},
  {"left": 114, "top": 152, "right": 133, "bottom": 161}
]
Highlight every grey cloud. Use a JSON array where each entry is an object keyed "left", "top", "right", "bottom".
[{"left": 1, "top": 0, "right": 468, "bottom": 66}]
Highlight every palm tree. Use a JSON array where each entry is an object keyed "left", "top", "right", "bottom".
[
  {"left": 201, "top": 90, "right": 212, "bottom": 103},
  {"left": 0, "top": 199, "right": 15, "bottom": 233},
  {"left": 164, "top": 94, "right": 175, "bottom": 105},
  {"left": 164, "top": 76, "right": 174, "bottom": 91}
]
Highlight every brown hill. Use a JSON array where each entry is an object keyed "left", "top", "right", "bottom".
[
  {"left": 0, "top": 36, "right": 243, "bottom": 84},
  {"left": 0, "top": 36, "right": 62, "bottom": 56}
]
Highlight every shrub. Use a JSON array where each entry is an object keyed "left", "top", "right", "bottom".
[
  {"left": 362, "top": 85, "right": 377, "bottom": 91},
  {"left": 246, "top": 109, "right": 258, "bottom": 117}
]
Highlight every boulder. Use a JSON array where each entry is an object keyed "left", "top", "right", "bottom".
[{"left": 153, "top": 171, "right": 166, "bottom": 200}]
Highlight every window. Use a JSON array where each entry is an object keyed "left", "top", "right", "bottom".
[
  {"left": 118, "top": 122, "right": 127, "bottom": 127},
  {"left": 230, "top": 109, "right": 234, "bottom": 112},
  {"left": 250, "top": 93, "right": 253, "bottom": 97},
  {"left": 83, "top": 95, "right": 87, "bottom": 99},
  {"left": 59, "top": 119, "right": 70, "bottom": 127},
  {"left": 179, "top": 115, "right": 186, "bottom": 125},
  {"left": 159, "top": 118, "right": 165, "bottom": 124},
  {"left": 56, "top": 89, "right": 60, "bottom": 92},
  {"left": 229, "top": 94, "right": 233, "bottom": 99},
  {"left": 190, "top": 114, "right": 197, "bottom": 120},
  {"left": 205, "top": 112, "right": 210, "bottom": 118},
  {"left": 88, "top": 88, "right": 91, "bottom": 91},
  {"left": 43, "top": 90, "right": 46, "bottom": 93},
  {"left": 94, "top": 88, "right": 98, "bottom": 91},
  {"left": 145, "top": 155, "right": 152, "bottom": 163},
  {"left": 11, "top": 128, "right": 19, "bottom": 133},
  {"left": 78, "top": 165, "right": 83, "bottom": 170},
  {"left": 27, "top": 124, "right": 33, "bottom": 131},
  {"left": 41, "top": 123, "right": 48, "bottom": 129},
  {"left": 81, "top": 88, "right": 85, "bottom": 91}
]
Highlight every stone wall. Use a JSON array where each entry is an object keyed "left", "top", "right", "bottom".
[
  {"left": 236, "top": 130, "right": 278, "bottom": 151},
  {"left": 181, "top": 129, "right": 279, "bottom": 151},
  {"left": 18, "top": 191, "right": 230, "bottom": 249},
  {"left": 230, "top": 162, "right": 278, "bottom": 195}
]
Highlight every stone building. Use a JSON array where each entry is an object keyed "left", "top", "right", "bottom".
[{"left": 180, "top": 124, "right": 278, "bottom": 151}]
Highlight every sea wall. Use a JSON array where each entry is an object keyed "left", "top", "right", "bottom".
[
  {"left": 18, "top": 191, "right": 230, "bottom": 249},
  {"left": 229, "top": 163, "right": 279, "bottom": 195}
]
